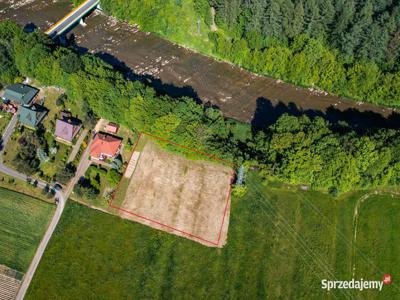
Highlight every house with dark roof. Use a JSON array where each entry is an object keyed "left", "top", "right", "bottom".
[
  {"left": 18, "top": 104, "right": 47, "bottom": 129},
  {"left": 55, "top": 118, "right": 82, "bottom": 144},
  {"left": 3, "top": 84, "right": 39, "bottom": 106},
  {"left": 90, "top": 133, "right": 122, "bottom": 161}
]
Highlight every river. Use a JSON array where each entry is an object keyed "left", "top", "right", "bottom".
[{"left": 1, "top": 0, "right": 400, "bottom": 129}]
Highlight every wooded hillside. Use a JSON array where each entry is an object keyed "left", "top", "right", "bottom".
[
  {"left": 2, "top": 20, "right": 400, "bottom": 194},
  {"left": 100, "top": 0, "right": 400, "bottom": 107}
]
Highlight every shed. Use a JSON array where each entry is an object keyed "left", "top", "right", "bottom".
[{"left": 105, "top": 122, "right": 119, "bottom": 134}]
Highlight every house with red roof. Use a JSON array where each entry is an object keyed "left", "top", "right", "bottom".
[{"left": 90, "top": 133, "right": 122, "bottom": 161}]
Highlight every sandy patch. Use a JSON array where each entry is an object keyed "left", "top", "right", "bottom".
[{"left": 119, "top": 141, "right": 233, "bottom": 247}]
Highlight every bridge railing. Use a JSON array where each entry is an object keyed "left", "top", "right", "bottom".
[{"left": 45, "top": 0, "right": 99, "bottom": 37}]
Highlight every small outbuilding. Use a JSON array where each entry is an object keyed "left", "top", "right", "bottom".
[
  {"left": 3, "top": 84, "right": 39, "bottom": 106},
  {"left": 105, "top": 122, "right": 119, "bottom": 134},
  {"left": 90, "top": 133, "right": 122, "bottom": 161},
  {"left": 55, "top": 118, "right": 82, "bottom": 144},
  {"left": 18, "top": 104, "right": 47, "bottom": 129}
]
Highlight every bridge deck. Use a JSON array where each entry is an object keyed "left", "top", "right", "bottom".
[{"left": 45, "top": 0, "right": 99, "bottom": 37}]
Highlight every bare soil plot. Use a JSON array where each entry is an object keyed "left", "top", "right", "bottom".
[{"left": 116, "top": 141, "right": 233, "bottom": 247}]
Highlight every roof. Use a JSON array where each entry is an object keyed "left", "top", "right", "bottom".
[
  {"left": 4, "top": 84, "right": 38, "bottom": 105},
  {"left": 105, "top": 122, "right": 119, "bottom": 134},
  {"left": 55, "top": 118, "right": 82, "bottom": 142},
  {"left": 90, "top": 133, "right": 122, "bottom": 159},
  {"left": 18, "top": 104, "right": 47, "bottom": 128}
]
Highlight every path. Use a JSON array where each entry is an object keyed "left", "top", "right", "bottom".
[
  {"left": 0, "top": 115, "right": 91, "bottom": 300},
  {"left": 0, "top": 116, "right": 65, "bottom": 300},
  {"left": 64, "top": 137, "right": 92, "bottom": 198},
  {"left": 67, "top": 128, "right": 88, "bottom": 163},
  {"left": 0, "top": 114, "right": 17, "bottom": 162},
  {"left": 15, "top": 189, "right": 65, "bottom": 300},
  {"left": 350, "top": 190, "right": 400, "bottom": 280}
]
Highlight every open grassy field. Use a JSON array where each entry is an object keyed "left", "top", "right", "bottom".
[
  {"left": 26, "top": 172, "right": 400, "bottom": 299},
  {"left": 113, "top": 140, "right": 233, "bottom": 247},
  {"left": 351, "top": 194, "right": 400, "bottom": 298},
  {"left": 0, "top": 188, "right": 55, "bottom": 272},
  {"left": 0, "top": 173, "right": 55, "bottom": 203}
]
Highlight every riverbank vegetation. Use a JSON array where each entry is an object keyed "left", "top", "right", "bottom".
[
  {"left": 2, "top": 20, "right": 400, "bottom": 194},
  {"left": 26, "top": 176, "right": 400, "bottom": 299},
  {"left": 100, "top": 0, "right": 400, "bottom": 107}
]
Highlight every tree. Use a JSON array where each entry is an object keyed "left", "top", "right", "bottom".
[
  {"left": 74, "top": 177, "right": 99, "bottom": 199},
  {"left": 346, "top": 62, "right": 381, "bottom": 99},
  {"left": 291, "top": 0, "right": 304, "bottom": 38},
  {"left": 56, "top": 94, "right": 66, "bottom": 107},
  {"left": 60, "top": 51, "right": 83, "bottom": 74},
  {"left": 55, "top": 162, "right": 76, "bottom": 185},
  {"left": 13, "top": 133, "right": 40, "bottom": 176},
  {"left": 152, "top": 113, "right": 181, "bottom": 139},
  {"left": 263, "top": 46, "right": 292, "bottom": 78}
]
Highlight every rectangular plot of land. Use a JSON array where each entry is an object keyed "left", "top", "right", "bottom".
[
  {"left": 0, "top": 265, "right": 22, "bottom": 300},
  {"left": 118, "top": 140, "right": 233, "bottom": 247}
]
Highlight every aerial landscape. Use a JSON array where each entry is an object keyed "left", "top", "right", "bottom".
[{"left": 0, "top": 0, "right": 399, "bottom": 299}]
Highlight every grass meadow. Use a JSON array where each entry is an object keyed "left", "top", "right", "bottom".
[
  {"left": 26, "top": 172, "right": 400, "bottom": 299},
  {"left": 0, "top": 188, "right": 55, "bottom": 272}
]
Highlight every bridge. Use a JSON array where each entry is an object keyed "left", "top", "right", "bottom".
[{"left": 45, "top": 0, "right": 100, "bottom": 38}]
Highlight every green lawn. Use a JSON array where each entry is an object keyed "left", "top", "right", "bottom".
[
  {"left": 26, "top": 173, "right": 400, "bottom": 299},
  {"left": 39, "top": 133, "right": 71, "bottom": 179},
  {"left": 0, "top": 111, "right": 11, "bottom": 134},
  {"left": 352, "top": 194, "right": 400, "bottom": 298},
  {"left": 0, "top": 173, "right": 55, "bottom": 203},
  {"left": 71, "top": 165, "right": 121, "bottom": 208},
  {"left": 0, "top": 188, "right": 55, "bottom": 272}
]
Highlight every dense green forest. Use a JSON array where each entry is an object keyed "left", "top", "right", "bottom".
[
  {"left": 100, "top": 0, "right": 400, "bottom": 106},
  {"left": 2, "top": 20, "right": 400, "bottom": 194}
]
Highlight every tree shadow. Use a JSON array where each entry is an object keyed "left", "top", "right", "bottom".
[
  {"left": 67, "top": 35, "right": 203, "bottom": 103},
  {"left": 251, "top": 97, "right": 400, "bottom": 133},
  {"left": 65, "top": 34, "right": 400, "bottom": 133},
  {"left": 23, "top": 22, "right": 37, "bottom": 33}
]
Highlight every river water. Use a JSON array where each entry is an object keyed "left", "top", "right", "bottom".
[{"left": 1, "top": 0, "right": 400, "bottom": 129}]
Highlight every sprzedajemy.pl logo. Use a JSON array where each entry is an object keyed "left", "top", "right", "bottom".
[{"left": 321, "top": 274, "right": 392, "bottom": 292}]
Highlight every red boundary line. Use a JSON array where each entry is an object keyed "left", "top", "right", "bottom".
[
  {"left": 109, "top": 130, "right": 235, "bottom": 247},
  {"left": 109, "top": 203, "right": 220, "bottom": 246}
]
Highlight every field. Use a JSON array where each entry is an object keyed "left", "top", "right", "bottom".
[
  {"left": 26, "top": 172, "right": 400, "bottom": 299},
  {"left": 112, "top": 140, "right": 233, "bottom": 247},
  {"left": 0, "top": 265, "right": 22, "bottom": 300},
  {"left": 0, "top": 188, "right": 55, "bottom": 272},
  {"left": 0, "top": 173, "right": 55, "bottom": 203}
]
